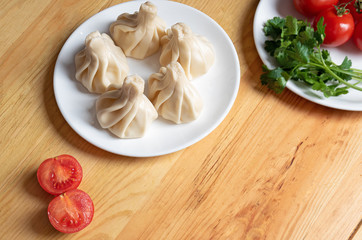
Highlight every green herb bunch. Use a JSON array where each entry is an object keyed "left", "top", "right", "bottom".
[{"left": 261, "top": 16, "right": 362, "bottom": 97}]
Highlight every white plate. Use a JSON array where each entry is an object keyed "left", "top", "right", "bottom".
[
  {"left": 253, "top": 0, "right": 362, "bottom": 111},
  {"left": 54, "top": 0, "right": 240, "bottom": 157}
]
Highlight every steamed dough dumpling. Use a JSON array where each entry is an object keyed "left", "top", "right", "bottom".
[
  {"left": 159, "top": 22, "right": 215, "bottom": 79},
  {"left": 148, "top": 62, "right": 203, "bottom": 124},
  {"left": 96, "top": 75, "right": 158, "bottom": 138},
  {"left": 75, "top": 31, "right": 129, "bottom": 93},
  {"left": 109, "top": 1, "right": 166, "bottom": 59}
]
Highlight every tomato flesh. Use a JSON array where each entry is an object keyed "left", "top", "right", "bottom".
[
  {"left": 48, "top": 189, "right": 94, "bottom": 233},
  {"left": 294, "top": 0, "right": 339, "bottom": 17},
  {"left": 37, "top": 155, "right": 83, "bottom": 195},
  {"left": 353, "top": 21, "right": 362, "bottom": 50},
  {"left": 313, "top": 8, "right": 355, "bottom": 47}
]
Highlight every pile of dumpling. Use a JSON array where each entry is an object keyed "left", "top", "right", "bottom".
[{"left": 75, "top": 1, "right": 215, "bottom": 139}]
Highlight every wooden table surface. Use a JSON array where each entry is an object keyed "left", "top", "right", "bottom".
[{"left": 1, "top": 0, "right": 361, "bottom": 239}]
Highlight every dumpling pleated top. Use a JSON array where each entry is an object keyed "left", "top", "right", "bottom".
[
  {"left": 75, "top": 31, "right": 129, "bottom": 93},
  {"left": 96, "top": 75, "right": 158, "bottom": 138},
  {"left": 148, "top": 62, "right": 203, "bottom": 124},
  {"left": 109, "top": 1, "right": 167, "bottom": 59},
  {"left": 160, "top": 22, "right": 215, "bottom": 79}
]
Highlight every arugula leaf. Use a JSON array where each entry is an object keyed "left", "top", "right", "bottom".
[{"left": 261, "top": 16, "right": 362, "bottom": 97}]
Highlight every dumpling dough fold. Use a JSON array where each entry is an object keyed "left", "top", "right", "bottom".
[
  {"left": 109, "top": 1, "right": 166, "bottom": 59},
  {"left": 159, "top": 22, "right": 215, "bottom": 79},
  {"left": 96, "top": 75, "right": 158, "bottom": 138},
  {"left": 75, "top": 31, "right": 129, "bottom": 93},
  {"left": 148, "top": 62, "right": 203, "bottom": 124}
]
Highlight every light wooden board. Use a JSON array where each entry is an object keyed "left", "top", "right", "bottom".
[{"left": 0, "top": 0, "right": 361, "bottom": 239}]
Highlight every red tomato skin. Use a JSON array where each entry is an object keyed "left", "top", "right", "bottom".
[
  {"left": 294, "top": 0, "right": 339, "bottom": 17},
  {"left": 48, "top": 189, "right": 94, "bottom": 233},
  {"left": 353, "top": 21, "right": 362, "bottom": 50},
  {"left": 339, "top": 0, "right": 362, "bottom": 22},
  {"left": 313, "top": 8, "right": 355, "bottom": 47},
  {"left": 37, "top": 154, "right": 83, "bottom": 195}
]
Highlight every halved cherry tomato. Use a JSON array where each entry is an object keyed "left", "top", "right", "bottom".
[
  {"left": 353, "top": 21, "right": 362, "bottom": 50},
  {"left": 37, "top": 154, "right": 83, "bottom": 195},
  {"left": 339, "top": 0, "right": 362, "bottom": 22},
  {"left": 313, "top": 7, "right": 355, "bottom": 47},
  {"left": 293, "top": 0, "right": 339, "bottom": 17},
  {"left": 48, "top": 189, "right": 94, "bottom": 233}
]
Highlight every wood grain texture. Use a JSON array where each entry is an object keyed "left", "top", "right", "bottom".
[{"left": 0, "top": 0, "right": 361, "bottom": 239}]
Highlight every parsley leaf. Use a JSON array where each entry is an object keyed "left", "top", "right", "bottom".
[
  {"left": 260, "top": 16, "right": 362, "bottom": 97},
  {"left": 261, "top": 65, "right": 289, "bottom": 94},
  {"left": 263, "top": 17, "right": 285, "bottom": 40}
]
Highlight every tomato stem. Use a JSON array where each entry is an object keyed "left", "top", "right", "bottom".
[
  {"left": 335, "top": 1, "right": 353, "bottom": 16},
  {"left": 355, "top": 0, "right": 362, "bottom": 14}
]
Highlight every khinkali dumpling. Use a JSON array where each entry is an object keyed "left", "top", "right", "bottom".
[
  {"left": 148, "top": 62, "right": 203, "bottom": 124},
  {"left": 75, "top": 31, "right": 129, "bottom": 93},
  {"left": 96, "top": 75, "right": 158, "bottom": 138},
  {"left": 159, "top": 23, "right": 215, "bottom": 79},
  {"left": 109, "top": 1, "right": 166, "bottom": 59}
]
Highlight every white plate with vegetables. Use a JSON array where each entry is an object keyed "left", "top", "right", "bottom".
[
  {"left": 253, "top": 0, "right": 362, "bottom": 111},
  {"left": 54, "top": 0, "right": 240, "bottom": 157}
]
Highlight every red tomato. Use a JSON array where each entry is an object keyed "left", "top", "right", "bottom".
[
  {"left": 48, "top": 189, "right": 94, "bottom": 233},
  {"left": 37, "top": 154, "right": 83, "bottom": 195},
  {"left": 339, "top": 0, "right": 362, "bottom": 22},
  {"left": 313, "top": 7, "right": 355, "bottom": 47},
  {"left": 294, "top": 0, "right": 339, "bottom": 17},
  {"left": 353, "top": 21, "right": 362, "bottom": 50}
]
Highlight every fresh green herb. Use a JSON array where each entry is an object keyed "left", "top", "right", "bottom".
[{"left": 261, "top": 16, "right": 362, "bottom": 97}]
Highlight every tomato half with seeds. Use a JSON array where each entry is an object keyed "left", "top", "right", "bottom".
[
  {"left": 48, "top": 189, "right": 94, "bottom": 233},
  {"left": 37, "top": 154, "right": 83, "bottom": 195}
]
